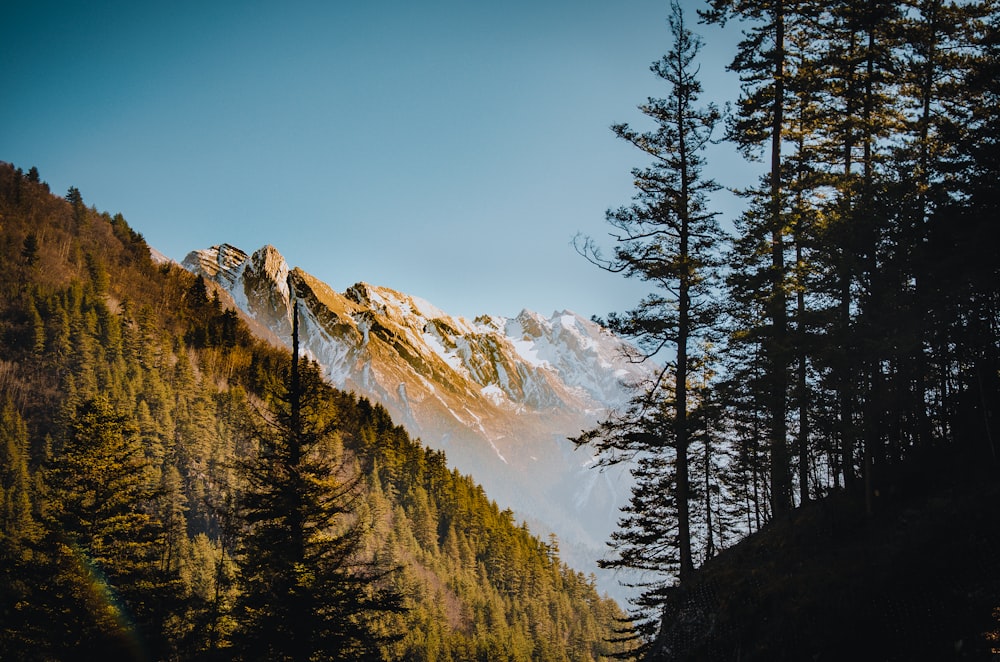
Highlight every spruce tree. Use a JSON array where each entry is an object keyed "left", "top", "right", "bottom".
[
  {"left": 232, "top": 300, "right": 403, "bottom": 661},
  {"left": 0, "top": 400, "right": 45, "bottom": 656},
  {"left": 932, "top": 0, "right": 1000, "bottom": 459},
  {"left": 574, "top": 0, "right": 723, "bottom": 632},
  {"left": 42, "top": 396, "right": 178, "bottom": 659},
  {"left": 701, "top": 0, "right": 808, "bottom": 515}
]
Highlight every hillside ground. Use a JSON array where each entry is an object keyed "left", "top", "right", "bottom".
[{"left": 649, "top": 448, "right": 1000, "bottom": 661}]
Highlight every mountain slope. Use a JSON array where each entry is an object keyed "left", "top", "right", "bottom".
[
  {"left": 0, "top": 162, "right": 634, "bottom": 660},
  {"left": 182, "top": 243, "right": 649, "bottom": 589}
]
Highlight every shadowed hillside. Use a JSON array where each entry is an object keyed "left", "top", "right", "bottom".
[{"left": 646, "top": 452, "right": 1000, "bottom": 661}]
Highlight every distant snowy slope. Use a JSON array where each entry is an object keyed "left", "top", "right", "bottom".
[{"left": 182, "top": 243, "right": 652, "bottom": 600}]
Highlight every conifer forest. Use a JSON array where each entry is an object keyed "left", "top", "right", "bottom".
[{"left": 3, "top": 0, "right": 1000, "bottom": 660}]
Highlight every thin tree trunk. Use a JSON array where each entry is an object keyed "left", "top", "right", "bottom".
[
  {"left": 675, "top": 68, "right": 694, "bottom": 580},
  {"left": 797, "top": 238, "right": 810, "bottom": 506},
  {"left": 768, "top": 0, "right": 791, "bottom": 516}
]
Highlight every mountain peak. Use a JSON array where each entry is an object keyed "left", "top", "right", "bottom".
[
  {"left": 182, "top": 241, "right": 653, "bottom": 596},
  {"left": 181, "top": 243, "right": 249, "bottom": 289},
  {"left": 247, "top": 244, "right": 290, "bottom": 301}
]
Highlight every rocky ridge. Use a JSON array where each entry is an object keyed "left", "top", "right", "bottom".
[{"left": 182, "top": 243, "right": 651, "bottom": 596}]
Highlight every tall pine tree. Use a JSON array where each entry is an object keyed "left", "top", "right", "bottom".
[
  {"left": 701, "top": 0, "right": 814, "bottom": 515},
  {"left": 574, "top": 0, "right": 724, "bottom": 637},
  {"left": 232, "top": 299, "right": 403, "bottom": 661}
]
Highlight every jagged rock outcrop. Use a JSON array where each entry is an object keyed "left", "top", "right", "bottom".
[{"left": 183, "top": 243, "right": 652, "bottom": 597}]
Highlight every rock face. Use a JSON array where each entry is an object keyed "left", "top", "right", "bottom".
[{"left": 182, "top": 243, "right": 651, "bottom": 595}]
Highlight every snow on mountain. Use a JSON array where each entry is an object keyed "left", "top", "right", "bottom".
[
  {"left": 506, "top": 309, "right": 645, "bottom": 408},
  {"left": 182, "top": 243, "right": 651, "bottom": 598}
]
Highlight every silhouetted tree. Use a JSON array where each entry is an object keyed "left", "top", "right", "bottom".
[
  {"left": 232, "top": 301, "right": 404, "bottom": 660},
  {"left": 575, "top": 0, "right": 724, "bottom": 637}
]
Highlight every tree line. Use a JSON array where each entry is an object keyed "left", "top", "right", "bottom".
[{"left": 576, "top": 0, "right": 1000, "bottom": 649}]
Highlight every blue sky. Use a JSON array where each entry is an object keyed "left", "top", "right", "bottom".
[{"left": 2, "top": 0, "right": 755, "bottom": 321}]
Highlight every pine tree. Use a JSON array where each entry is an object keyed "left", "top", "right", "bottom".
[
  {"left": 574, "top": 0, "right": 724, "bottom": 636},
  {"left": 65, "top": 186, "right": 85, "bottom": 225},
  {"left": 934, "top": 0, "right": 1000, "bottom": 459},
  {"left": 701, "top": 0, "right": 813, "bottom": 516},
  {"left": 232, "top": 300, "right": 404, "bottom": 660},
  {"left": 0, "top": 400, "right": 46, "bottom": 656},
  {"left": 42, "top": 396, "right": 178, "bottom": 659},
  {"left": 21, "top": 232, "right": 39, "bottom": 268}
]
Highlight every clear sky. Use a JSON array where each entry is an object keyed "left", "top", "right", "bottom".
[{"left": 2, "top": 0, "right": 756, "bottom": 321}]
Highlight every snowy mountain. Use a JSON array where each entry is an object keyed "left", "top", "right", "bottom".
[{"left": 182, "top": 243, "right": 651, "bottom": 594}]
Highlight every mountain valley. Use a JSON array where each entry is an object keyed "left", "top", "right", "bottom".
[
  {"left": 182, "top": 243, "right": 651, "bottom": 595},
  {"left": 0, "top": 163, "right": 637, "bottom": 659}
]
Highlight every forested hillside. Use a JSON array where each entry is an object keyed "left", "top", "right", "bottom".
[
  {"left": 573, "top": 0, "right": 1000, "bottom": 658},
  {"left": 0, "top": 162, "right": 632, "bottom": 661}
]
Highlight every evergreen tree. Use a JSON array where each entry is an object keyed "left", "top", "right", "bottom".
[
  {"left": 42, "top": 396, "right": 178, "bottom": 659},
  {"left": 701, "top": 0, "right": 811, "bottom": 515},
  {"left": 936, "top": 0, "right": 1000, "bottom": 460},
  {"left": 574, "top": 0, "right": 724, "bottom": 635},
  {"left": 65, "top": 186, "right": 85, "bottom": 225},
  {"left": 233, "top": 301, "right": 404, "bottom": 660},
  {"left": 0, "top": 400, "right": 46, "bottom": 657},
  {"left": 21, "top": 232, "right": 39, "bottom": 268}
]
